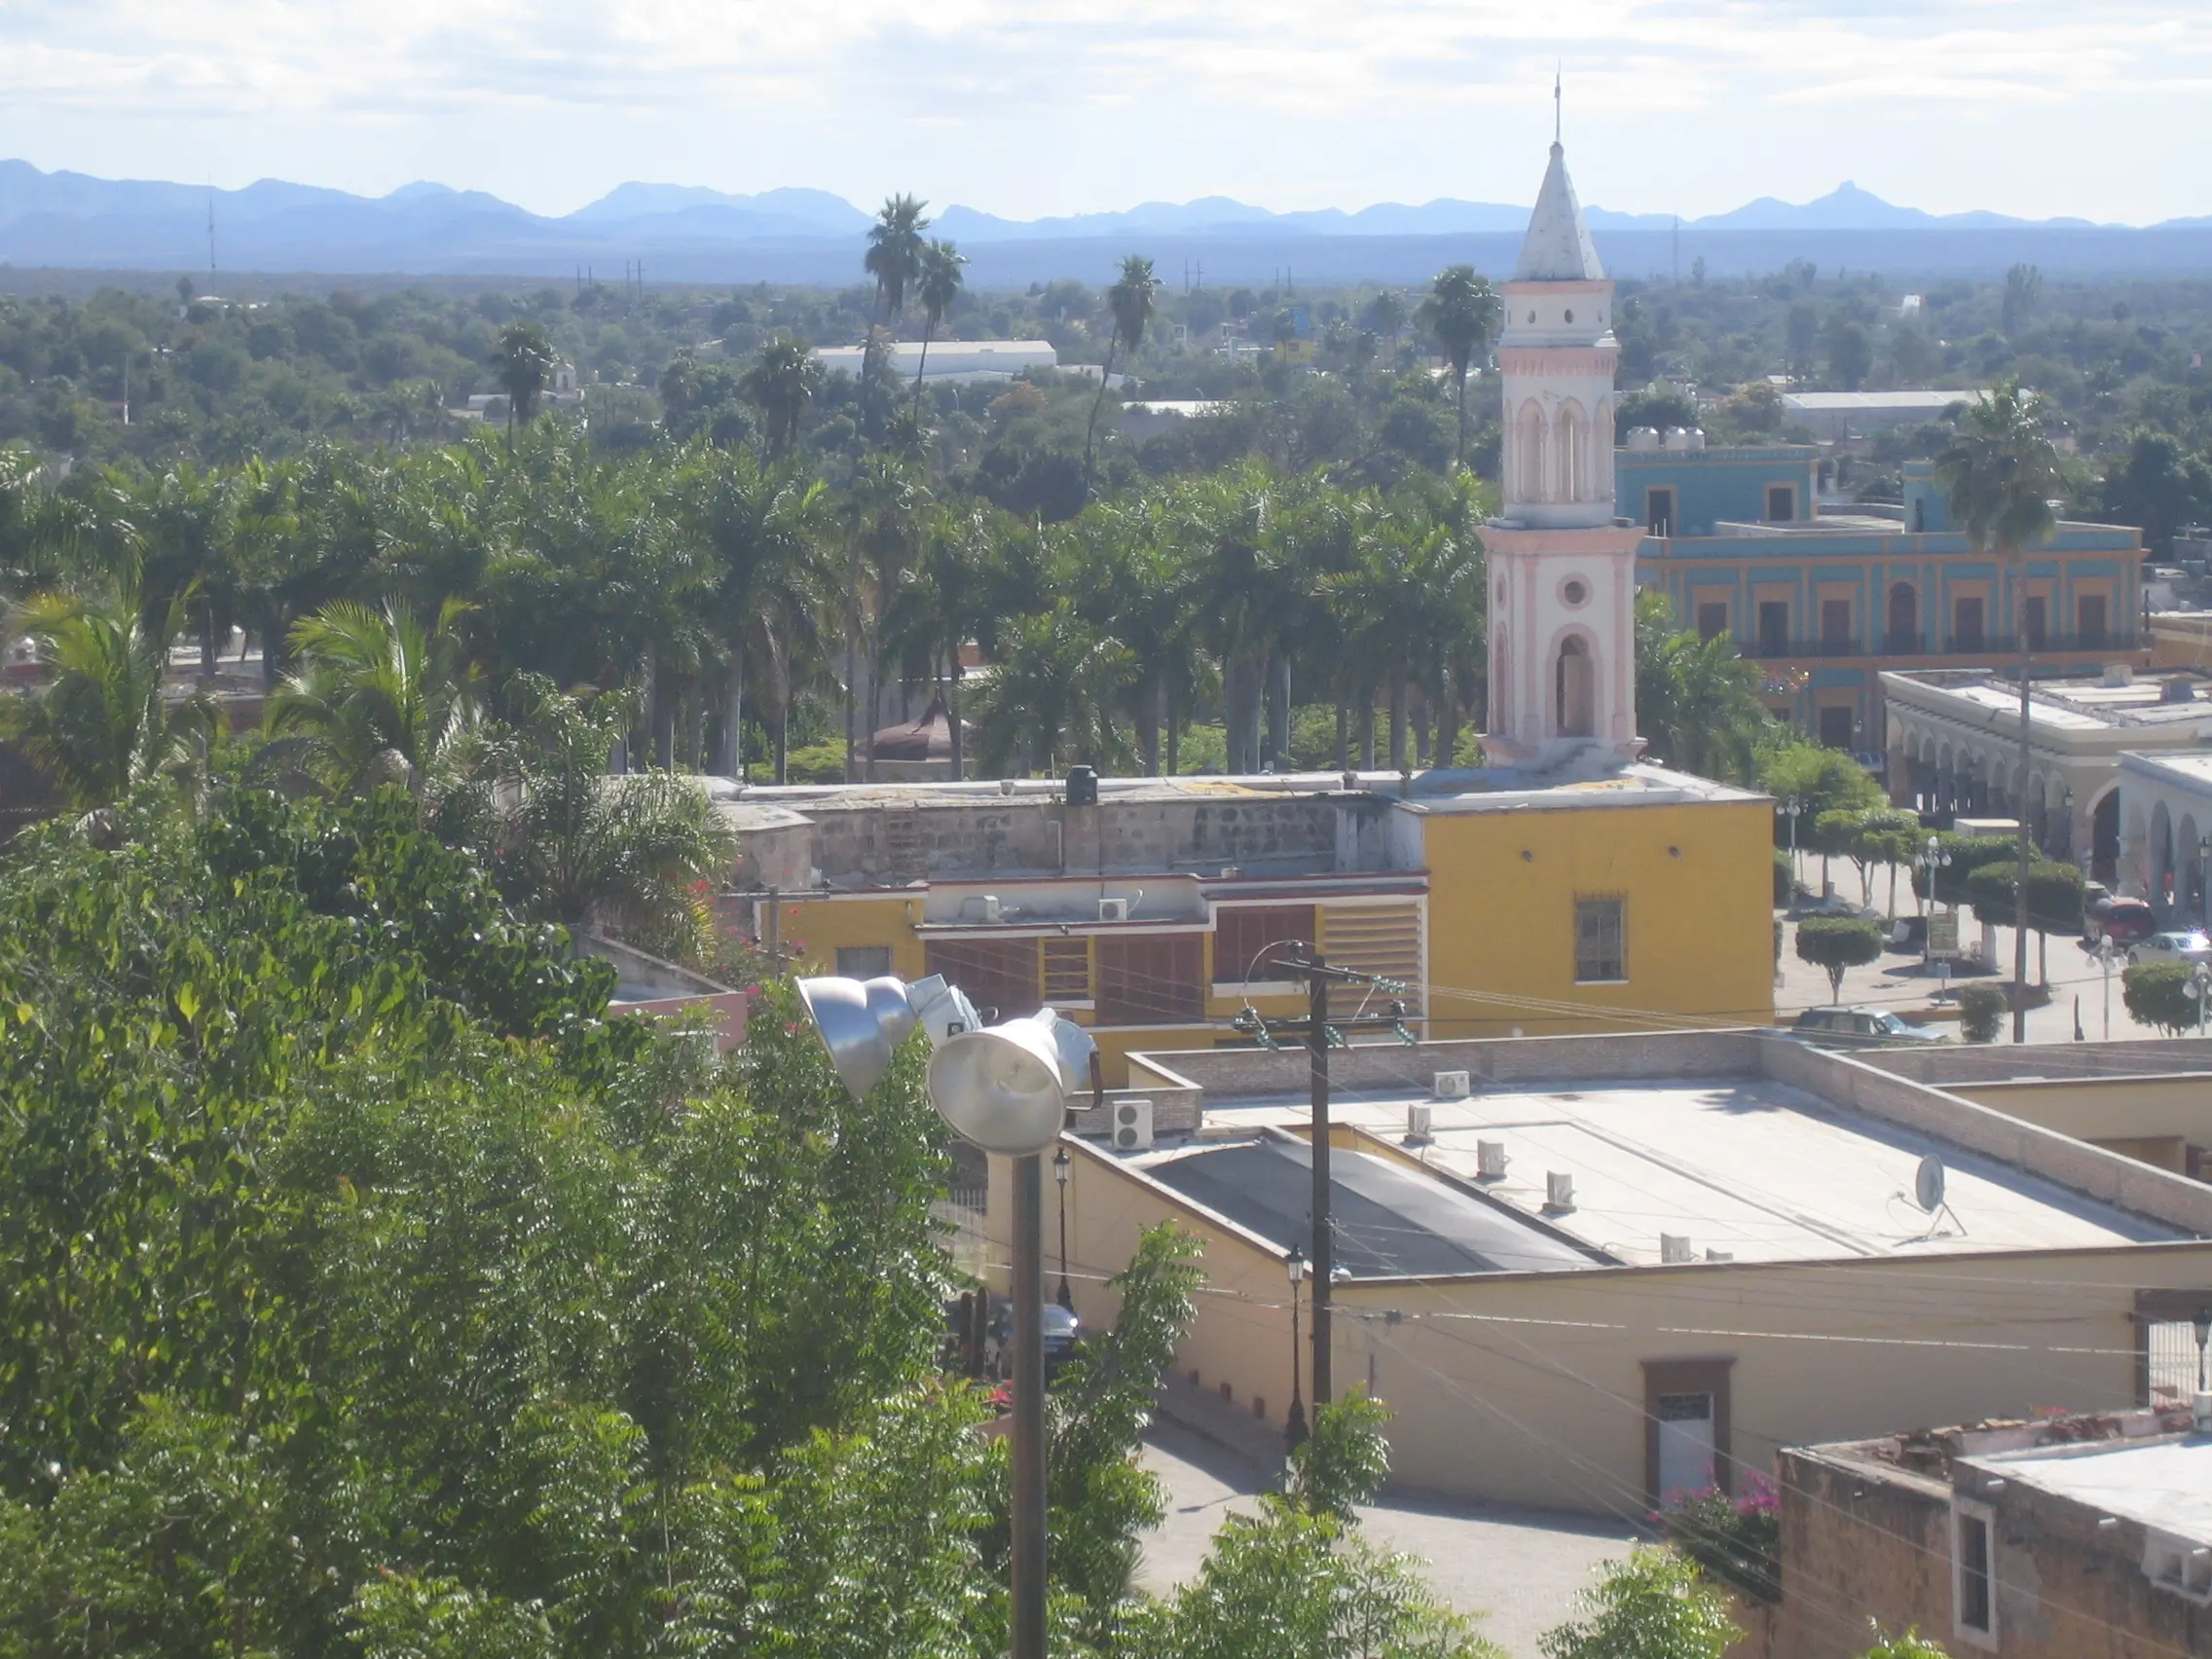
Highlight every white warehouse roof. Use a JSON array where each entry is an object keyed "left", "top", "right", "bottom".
[{"left": 815, "top": 339, "right": 1058, "bottom": 384}]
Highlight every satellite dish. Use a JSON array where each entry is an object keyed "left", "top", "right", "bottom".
[{"left": 1915, "top": 1154, "right": 1947, "bottom": 1213}]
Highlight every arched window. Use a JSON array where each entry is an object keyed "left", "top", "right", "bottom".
[
  {"left": 1555, "top": 637, "right": 1595, "bottom": 738},
  {"left": 1594, "top": 399, "right": 1614, "bottom": 500},
  {"left": 1558, "top": 401, "right": 1589, "bottom": 502},
  {"left": 1517, "top": 401, "right": 1545, "bottom": 503}
]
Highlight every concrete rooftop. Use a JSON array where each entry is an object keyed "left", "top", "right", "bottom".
[
  {"left": 1201, "top": 1076, "right": 2185, "bottom": 1269},
  {"left": 1972, "top": 1436, "right": 2212, "bottom": 1545}
]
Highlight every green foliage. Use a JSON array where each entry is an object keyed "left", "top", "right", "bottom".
[
  {"left": 1962, "top": 858, "right": 2084, "bottom": 936},
  {"left": 1773, "top": 848, "right": 1794, "bottom": 906},
  {"left": 1913, "top": 831, "right": 2027, "bottom": 904},
  {"left": 1958, "top": 981, "right": 2009, "bottom": 1043},
  {"left": 2123, "top": 961, "right": 2204, "bottom": 1036},
  {"left": 1760, "top": 744, "right": 1883, "bottom": 844},
  {"left": 1656, "top": 1474, "right": 1781, "bottom": 1604},
  {"left": 1860, "top": 1632, "right": 1953, "bottom": 1659},
  {"left": 1287, "top": 1391, "right": 1395, "bottom": 1523},
  {"left": 1794, "top": 915, "right": 1885, "bottom": 1001},
  {"left": 1538, "top": 1548, "right": 1738, "bottom": 1659},
  {"left": 1634, "top": 595, "right": 1776, "bottom": 785}
]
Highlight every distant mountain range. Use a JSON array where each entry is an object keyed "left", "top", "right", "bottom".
[{"left": 0, "top": 161, "right": 2205, "bottom": 285}]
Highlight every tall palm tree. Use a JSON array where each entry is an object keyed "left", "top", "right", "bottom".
[
  {"left": 489, "top": 320, "right": 558, "bottom": 447},
  {"left": 1936, "top": 378, "right": 2061, "bottom": 1042},
  {"left": 1637, "top": 616, "right": 1775, "bottom": 783},
  {"left": 911, "top": 240, "right": 968, "bottom": 406},
  {"left": 882, "top": 504, "right": 996, "bottom": 778},
  {"left": 268, "top": 597, "right": 481, "bottom": 796},
  {"left": 968, "top": 601, "right": 1135, "bottom": 777},
  {"left": 1, "top": 579, "right": 215, "bottom": 811},
  {"left": 744, "top": 337, "right": 823, "bottom": 461},
  {"left": 1084, "top": 255, "right": 1162, "bottom": 495},
  {"left": 842, "top": 458, "right": 930, "bottom": 778},
  {"left": 864, "top": 195, "right": 932, "bottom": 325},
  {"left": 1419, "top": 265, "right": 1501, "bottom": 471},
  {"left": 0, "top": 445, "right": 90, "bottom": 603},
  {"left": 679, "top": 446, "right": 830, "bottom": 778}
]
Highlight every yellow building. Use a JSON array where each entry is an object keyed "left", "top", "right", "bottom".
[{"left": 724, "top": 764, "right": 1775, "bottom": 1083}]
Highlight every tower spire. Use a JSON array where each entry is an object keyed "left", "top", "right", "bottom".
[{"left": 1554, "top": 65, "right": 1562, "bottom": 146}]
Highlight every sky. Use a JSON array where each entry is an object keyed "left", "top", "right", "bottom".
[{"left": 0, "top": 0, "right": 2208, "bottom": 223}]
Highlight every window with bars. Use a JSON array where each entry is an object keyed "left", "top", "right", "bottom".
[
  {"left": 1574, "top": 898, "right": 1626, "bottom": 983},
  {"left": 1042, "top": 938, "right": 1092, "bottom": 1003},
  {"left": 923, "top": 938, "right": 1042, "bottom": 1021},
  {"left": 1213, "top": 904, "right": 1315, "bottom": 984},
  {"left": 1095, "top": 934, "right": 1204, "bottom": 1025}
]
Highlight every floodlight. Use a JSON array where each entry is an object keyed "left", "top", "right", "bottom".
[
  {"left": 928, "top": 1007, "right": 1096, "bottom": 1156},
  {"left": 794, "top": 973, "right": 979, "bottom": 1100}
]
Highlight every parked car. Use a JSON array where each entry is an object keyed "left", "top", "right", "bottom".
[
  {"left": 1790, "top": 1006, "right": 1951, "bottom": 1047},
  {"left": 984, "top": 1301, "right": 1082, "bottom": 1381},
  {"left": 2127, "top": 931, "right": 2212, "bottom": 967},
  {"left": 2086, "top": 897, "right": 2158, "bottom": 946}
]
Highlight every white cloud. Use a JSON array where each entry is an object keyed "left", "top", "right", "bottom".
[{"left": 0, "top": 0, "right": 2203, "bottom": 219}]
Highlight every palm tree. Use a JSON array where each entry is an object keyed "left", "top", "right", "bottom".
[
  {"left": 744, "top": 337, "right": 823, "bottom": 461},
  {"left": 968, "top": 601, "right": 1135, "bottom": 777},
  {"left": 1085, "top": 255, "right": 1162, "bottom": 495},
  {"left": 911, "top": 240, "right": 968, "bottom": 406},
  {"left": 482, "top": 675, "right": 735, "bottom": 938},
  {"left": 1419, "top": 265, "right": 1501, "bottom": 471},
  {"left": 1, "top": 579, "right": 215, "bottom": 811},
  {"left": 842, "top": 458, "right": 931, "bottom": 778},
  {"left": 489, "top": 320, "right": 558, "bottom": 447},
  {"left": 881, "top": 504, "right": 996, "bottom": 778},
  {"left": 267, "top": 597, "right": 481, "bottom": 796},
  {"left": 0, "top": 446, "right": 89, "bottom": 603},
  {"left": 1636, "top": 608, "right": 1776, "bottom": 783},
  {"left": 1936, "top": 379, "right": 2061, "bottom": 1042},
  {"left": 679, "top": 446, "right": 830, "bottom": 778},
  {"left": 864, "top": 195, "right": 932, "bottom": 325}
]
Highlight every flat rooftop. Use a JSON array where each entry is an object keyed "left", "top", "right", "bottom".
[
  {"left": 1972, "top": 1436, "right": 2212, "bottom": 1545},
  {"left": 1132, "top": 1132, "right": 1598, "bottom": 1277},
  {"left": 1198, "top": 1076, "right": 2184, "bottom": 1269},
  {"left": 1888, "top": 669, "right": 2212, "bottom": 734}
]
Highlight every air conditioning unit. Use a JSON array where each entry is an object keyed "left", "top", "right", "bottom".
[
  {"left": 1432, "top": 1070, "right": 1471, "bottom": 1100},
  {"left": 961, "top": 894, "right": 1003, "bottom": 924},
  {"left": 1097, "top": 898, "right": 1129, "bottom": 923},
  {"left": 1545, "top": 1170, "right": 1576, "bottom": 1212},
  {"left": 1705, "top": 1248, "right": 1735, "bottom": 1264},
  {"left": 1112, "top": 1097, "right": 1154, "bottom": 1152},
  {"left": 1476, "top": 1140, "right": 1509, "bottom": 1180},
  {"left": 1405, "top": 1103, "right": 1434, "bottom": 1144},
  {"left": 1660, "top": 1234, "right": 1696, "bottom": 1265}
]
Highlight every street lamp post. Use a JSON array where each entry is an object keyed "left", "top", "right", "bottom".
[
  {"left": 794, "top": 972, "right": 1097, "bottom": 1659},
  {"left": 2195, "top": 1306, "right": 2212, "bottom": 1395},
  {"left": 1051, "top": 1145, "right": 1073, "bottom": 1311},
  {"left": 1915, "top": 835, "right": 1953, "bottom": 968},
  {"left": 1779, "top": 796, "right": 1804, "bottom": 894},
  {"left": 1284, "top": 1245, "right": 1308, "bottom": 1452},
  {"left": 2095, "top": 936, "right": 2117, "bottom": 1042},
  {"left": 2189, "top": 962, "right": 2212, "bottom": 1038}
]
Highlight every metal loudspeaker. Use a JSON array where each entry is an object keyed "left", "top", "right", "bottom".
[
  {"left": 928, "top": 1007, "right": 1098, "bottom": 1157},
  {"left": 794, "top": 973, "right": 979, "bottom": 1101}
]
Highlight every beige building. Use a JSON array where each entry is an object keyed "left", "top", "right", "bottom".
[{"left": 986, "top": 1030, "right": 2212, "bottom": 1515}]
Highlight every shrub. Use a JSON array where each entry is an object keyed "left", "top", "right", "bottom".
[
  {"left": 2123, "top": 961, "right": 2203, "bottom": 1036},
  {"left": 1958, "top": 981, "right": 2009, "bottom": 1043},
  {"left": 1794, "top": 915, "right": 1884, "bottom": 1002},
  {"left": 1540, "top": 1547, "right": 1738, "bottom": 1659},
  {"left": 1773, "top": 848, "right": 1794, "bottom": 906},
  {"left": 1657, "top": 1472, "right": 1782, "bottom": 1603}
]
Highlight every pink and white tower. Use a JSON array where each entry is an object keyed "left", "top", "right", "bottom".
[{"left": 1481, "top": 137, "right": 1644, "bottom": 772}]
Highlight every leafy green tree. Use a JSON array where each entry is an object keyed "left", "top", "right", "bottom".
[
  {"left": 1861, "top": 1634, "right": 1951, "bottom": 1659},
  {"left": 1759, "top": 742, "right": 1884, "bottom": 839},
  {"left": 1937, "top": 378, "right": 2061, "bottom": 1039},
  {"left": 1, "top": 578, "right": 216, "bottom": 811},
  {"left": 1959, "top": 980, "right": 2009, "bottom": 1043},
  {"left": 1795, "top": 915, "right": 1884, "bottom": 1003},
  {"left": 1086, "top": 253, "right": 1164, "bottom": 495},
  {"left": 1964, "top": 858, "right": 2084, "bottom": 983},
  {"left": 1419, "top": 265, "right": 1501, "bottom": 471},
  {"left": 2124, "top": 961, "right": 2204, "bottom": 1036},
  {"left": 2001, "top": 262, "right": 2042, "bottom": 338},
  {"left": 1539, "top": 1548, "right": 1738, "bottom": 1659},
  {"left": 1636, "top": 598, "right": 1776, "bottom": 784}
]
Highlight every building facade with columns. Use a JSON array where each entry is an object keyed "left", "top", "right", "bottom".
[{"left": 1881, "top": 667, "right": 2212, "bottom": 888}]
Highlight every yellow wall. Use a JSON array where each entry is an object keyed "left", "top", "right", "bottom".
[
  {"left": 1009, "top": 1140, "right": 2212, "bottom": 1511},
  {"left": 1419, "top": 798, "right": 1777, "bottom": 1038},
  {"left": 1954, "top": 1076, "right": 2212, "bottom": 1170}
]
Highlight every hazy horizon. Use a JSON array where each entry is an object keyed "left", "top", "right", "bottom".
[{"left": 2, "top": 0, "right": 2205, "bottom": 225}]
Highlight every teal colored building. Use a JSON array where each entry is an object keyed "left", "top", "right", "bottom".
[{"left": 1632, "top": 453, "right": 2146, "bottom": 764}]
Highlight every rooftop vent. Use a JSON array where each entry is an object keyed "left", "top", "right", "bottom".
[
  {"left": 1545, "top": 1170, "right": 1575, "bottom": 1212},
  {"left": 1705, "top": 1248, "right": 1735, "bottom": 1264},
  {"left": 2103, "top": 663, "right": 2135, "bottom": 687},
  {"left": 1660, "top": 1235, "right": 1696, "bottom": 1265},
  {"left": 1476, "top": 1139, "right": 1509, "bottom": 1180},
  {"left": 1405, "top": 1102, "right": 1434, "bottom": 1145},
  {"left": 1433, "top": 1070, "right": 1471, "bottom": 1100},
  {"left": 2162, "top": 677, "right": 2197, "bottom": 704}
]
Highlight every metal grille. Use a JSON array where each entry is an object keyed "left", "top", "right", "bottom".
[{"left": 2148, "top": 1320, "right": 2205, "bottom": 1404}]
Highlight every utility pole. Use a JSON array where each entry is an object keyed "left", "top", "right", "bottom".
[{"left": 1232, "top": 957, "right": 1418, "bottom": 1413}]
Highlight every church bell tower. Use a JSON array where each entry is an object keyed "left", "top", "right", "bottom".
[{"left": 1481, "top": 137, "right": 1644, "bottom": 772}]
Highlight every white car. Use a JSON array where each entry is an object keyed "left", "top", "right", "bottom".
[{"left": 2127, "top": 931, "right": 2212, "bottom": 967}]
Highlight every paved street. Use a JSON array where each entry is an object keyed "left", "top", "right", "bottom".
[
  {"left": 1774, "top": 875, "right": 2183, "bottom": 1045},
  {"left": 1137, "top": 1415, "right": 1639, "bottom": 1658}
]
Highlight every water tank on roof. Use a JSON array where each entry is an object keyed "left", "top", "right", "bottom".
[
  {"left": 1626, "top": 426, "right": 1661, "bottom": 452},
  {"left": 1663, "top": 426, "right": 1692, "bottom": 451}
]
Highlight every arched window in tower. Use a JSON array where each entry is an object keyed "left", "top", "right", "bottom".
[
  {"left": 1594, "top": 399, "right": 1614, "bottom": 499},
  {"left": 1558, "top": 400, "right": 1589, "bottom": 502},
  {"left": 1555, "top": 636, "right": 1596, "bottom": 739},
  {"left": 1517, "top": 400, "right": 1545, "bottom": 503}
]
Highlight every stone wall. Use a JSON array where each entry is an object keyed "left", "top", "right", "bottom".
[{"left": 1776, "top": 1446, "right": 1952, "bottom": 1659}]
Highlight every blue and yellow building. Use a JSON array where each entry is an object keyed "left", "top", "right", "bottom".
[{"left": 1629, "top": 449, "right": 2146, "bottom": 763}]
